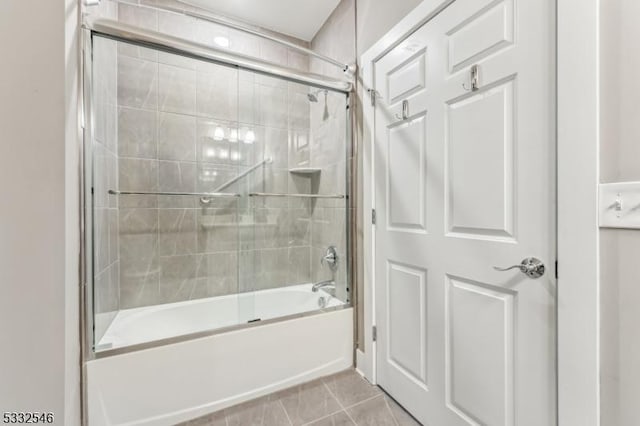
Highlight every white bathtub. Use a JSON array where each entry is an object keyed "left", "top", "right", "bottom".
[
  {"left": 87, "top": 284, "right": 353, "bottom": 425},
  {"left": 97, "top": 284, "right": 344, "bottom": 351}
]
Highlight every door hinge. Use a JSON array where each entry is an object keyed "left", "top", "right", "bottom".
[
  {"left": 372, "top": 209, "right": 377, "bottom": 225},
  {"left": 368, "top": 89, "right": 377, "bottom": 107},
  {"left": 372, "top": 326, "right": 377, "bottom": 342},
  {"left": 555, "top": 260, "right": 558, "bottom": 279}
]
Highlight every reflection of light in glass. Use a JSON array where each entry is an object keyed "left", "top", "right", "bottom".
[
  {"left": 202, "top": 170, "right": 218, "bottom": 179},
  {"left": 214, "top": 36, "right": 230, "bottom": 48},
  {"left": 219, "top": 149, "right": 229, "bottom": 160},
  {"left": 229, "top": 128, "right": 238, "bottom": 143},
  {"left": 206, "top": 148, "right": 216, "bottom": 158},
  {"left": 214, "top": 126, "right": 225, "bottom": 141},
  {"left": 230, "top": 151, "right": 240, "bottom": 161},
  {"left": 244, "top": 130, "right": 255, "bottom": 144}
]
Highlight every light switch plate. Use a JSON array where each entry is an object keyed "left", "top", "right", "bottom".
[{"left": 599, "top": 182, "right": 640, "bottom": 229}]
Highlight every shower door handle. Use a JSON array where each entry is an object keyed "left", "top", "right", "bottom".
[{"left": 493, "top": 257, "right": 545, "bottom": 279}]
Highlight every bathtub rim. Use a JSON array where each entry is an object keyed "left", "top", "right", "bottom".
[{"left": 93, "top": 302, "right": 351, "bottom": 359}]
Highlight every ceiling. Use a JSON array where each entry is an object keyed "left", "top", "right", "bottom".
[{"left": 182, "top": 0, "right": 341, "bottom": 41}]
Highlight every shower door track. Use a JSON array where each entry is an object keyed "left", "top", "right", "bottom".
[
  {"left": 83, "top": 16, "right": 354, "bottom": 94},
  {"left": 104, "top": 0, "right": 354, "bottom": 75}
]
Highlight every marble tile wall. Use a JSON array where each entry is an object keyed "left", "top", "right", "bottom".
[{"left": 108, "top": 3, "right": 320, "bottom": 309}]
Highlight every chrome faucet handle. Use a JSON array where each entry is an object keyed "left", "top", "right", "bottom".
[
  {"left": 312, "top": 280, "right": 336, "bottom": 292},
  {"left": 320, "top": 246, "right": 339, "bottom": 272},
  {"left": 321, "top": 252, "right": 336, "bottom": 265}
]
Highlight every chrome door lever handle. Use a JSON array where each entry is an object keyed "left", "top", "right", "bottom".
[
  {"left": 493, "top": 265, "right": 524, "bottom": 272},
  {"left": 493, "top": 257, "right": 545, "bottom": 279}
]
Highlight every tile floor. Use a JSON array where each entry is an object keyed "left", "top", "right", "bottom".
[{"left": 178, "top": 369, "right": 421, "bottom": 425}]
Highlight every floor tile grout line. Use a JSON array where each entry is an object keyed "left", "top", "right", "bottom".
[
  {"left": 342, "top": 409, "right": 358, "bottom": 426},
  {"left": 291, "top": 380, "right": 349, "bottom": 425},
  {"left": 381, "top": 395, "right": 401, "bottom": 426},
  {"left": 343, "top": 394, "right": 386, "bottom": 425},
  {"left": 343, "top": 393, "right": 384, "bottom": 411},
  {"left": 279, "top": 399, "right": 294, "bottom": 426},
  {"left": 300, "top": 408, "right": 348, "bottom": 426},
  {"left": 321, "top": 380, "right": 359, "bottom": 425}
]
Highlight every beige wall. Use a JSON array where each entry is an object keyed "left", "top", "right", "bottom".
[
  {"left": 600, "top": 0, "right": 640, "bottom": 425},
  {"left": 356, "top": 0, "right": 423, "bottom": 56},
  {"left": 64, "top": 0, "right": 82, "bottom": 423},
  {"left": 0, "top": 0, "right": 80, "bottom": 424}
]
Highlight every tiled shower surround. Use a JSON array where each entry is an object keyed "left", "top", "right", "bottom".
[{"left": 92, "top": 0, "right": 351, "bottom": 335}]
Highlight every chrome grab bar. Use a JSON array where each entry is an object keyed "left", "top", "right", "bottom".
[
  {"left": 108, "top": 190, "right": 240, "bottom": 198},
  {"left": 214, "top": 158, "right": 272, "bottom": 193},
  {"left": 249, "top": 193, "right": 346, "bottom": 199},
  {"left": 109, "top": 190, "right": 344, "bottom": 199}
]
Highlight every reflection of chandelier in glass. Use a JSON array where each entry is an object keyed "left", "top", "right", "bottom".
[
  {"left": 211, "top": 125, "right": 254, "bottom": 144},
  {"left": 229, "top": 128, "right": 238, "bottom": 143},
  {"left": 213, "top": 126, "right": 225, "bottom": 141},
  {"left": 244, "top": 129, "right": 255, "bottom": 144}
]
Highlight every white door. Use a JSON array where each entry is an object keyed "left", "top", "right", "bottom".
[{"left": 374, "top": 0, "right": 556, "bottom": 425}]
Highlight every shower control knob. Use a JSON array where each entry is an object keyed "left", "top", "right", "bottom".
[{"left": 321, "top": 246, "right": 339, "bottom": 272}]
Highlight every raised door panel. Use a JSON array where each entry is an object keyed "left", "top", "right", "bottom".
[
  {"left": 387, "top": 261, "right": 429, "bottom": 388},
  {"left": 446, "top": 275, "right": 515, "bottom": 426},
  {"left": 387, "top": 114, "right": 428, "bottom": 233},
  {"left": 445, "top": 80, "right": 515, "bottom": 241},
  {"left": 447, "top": 0, "right": 514, "bottom": 72},
  {"left": 387, "top": 50, "right": 427, "bottom": 104}
]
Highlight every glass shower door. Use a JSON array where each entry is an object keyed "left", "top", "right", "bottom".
[
  {"left": 89, "top": 32, "right": 351, "bottom": 353},
  {"left": 237, "top": 72, "right": 352, "bottom": 323},
  {"left": 90, "top": 35, "right": 256, "bottom": 351}
]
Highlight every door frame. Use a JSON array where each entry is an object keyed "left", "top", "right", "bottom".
[{"left": 358, "top": 1, "right": 600, "bottom": 425}]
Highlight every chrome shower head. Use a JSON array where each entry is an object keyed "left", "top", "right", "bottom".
[{"left": 307, "top": 89, "right": 328, "bottom": 103}]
